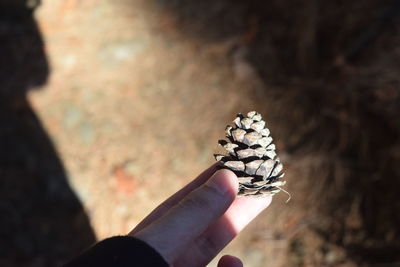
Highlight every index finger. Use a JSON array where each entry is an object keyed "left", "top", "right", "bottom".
[
  {"left": 133, "top": 169, "right": 238, "bottom": 264},
  {"left": 174, "top": 196, "right": 271, "bottom": 266}
]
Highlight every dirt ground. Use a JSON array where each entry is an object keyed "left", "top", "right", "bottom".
[{"left": 1, "top": 0, "right": 400, "bottom": 266}]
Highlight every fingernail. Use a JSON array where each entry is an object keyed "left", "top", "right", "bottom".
[{"left": 206, "top": 169, "right": 238, "bottom": 196}]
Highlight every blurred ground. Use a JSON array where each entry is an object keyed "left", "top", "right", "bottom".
[{"left": 1, "top": 0, "right": 400, "bottom": 266}]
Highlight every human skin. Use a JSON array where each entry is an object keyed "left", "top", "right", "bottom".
[{"left": 130, "top": 164, "right": 272, "bottom": 267}]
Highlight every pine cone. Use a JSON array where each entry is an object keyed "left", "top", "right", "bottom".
[{"left": 215, "top": 111, "right": 286, "bottom": 197}]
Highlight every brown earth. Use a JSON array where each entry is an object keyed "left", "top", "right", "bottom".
[{"left": 1, "top": 0, "right": 400, "bottom": 266}]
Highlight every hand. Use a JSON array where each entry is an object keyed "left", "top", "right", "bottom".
[{"left": 129, "top": 164, "right": 272, "bottom": 267}]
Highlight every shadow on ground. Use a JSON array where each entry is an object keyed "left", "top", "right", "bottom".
[
  {"left": 0, "top": 1, "right": 95, "bottom": 266},
  {"left": 154, "top": 0, "right": 400, "bottom": 265}
]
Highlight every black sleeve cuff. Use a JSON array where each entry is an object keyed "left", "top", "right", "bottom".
[{"left": 63, "top": 236, "right": 169, "bottom": 267}]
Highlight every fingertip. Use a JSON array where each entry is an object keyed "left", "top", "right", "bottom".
[
  {"left": 237, "top": 194, "right": 272, "bottom": 210},
  {"left": 222, "top": 195, "right": 272, "bottom": 234},
  {"left": 206, "top": 169, "right": 239, "bottom": 200},
  {"left": 217, "top": 255, "right": 243, "bottom": 267},
  {"left": 251, "top": 194, "right": 273, "bottom": 208}
]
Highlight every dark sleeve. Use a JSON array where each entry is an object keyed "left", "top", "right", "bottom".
[{"left": 63, "top": 236, "right": 169, "bottom": 267}]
